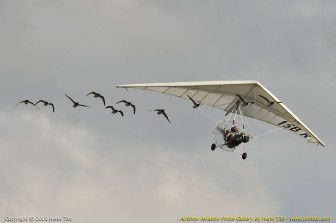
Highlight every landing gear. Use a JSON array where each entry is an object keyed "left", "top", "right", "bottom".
[
  {"left": 211, "top": 143, "right": 216, "bottom": 151},
  {"left": 211, "top": 142, "right": 247, "bottom": 159}
]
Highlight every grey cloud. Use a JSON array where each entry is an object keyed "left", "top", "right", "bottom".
[{"left": 0, "top": 0, "right": 335, "bottom": 222}]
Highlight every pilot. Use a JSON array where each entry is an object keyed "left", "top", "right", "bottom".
[
  {"left": 224, "top": 125, "right": 250, "bottom": 148},
  {"left": 224, "top": 125, "right": 239, "bottom": 141}
]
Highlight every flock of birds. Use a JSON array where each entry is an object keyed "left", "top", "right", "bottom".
[
  {"left": 14, "top": 91, "right": 173, "bottom": 123},
  {"left": 15, "top": 91, "right": 281, "bottom": 123}
]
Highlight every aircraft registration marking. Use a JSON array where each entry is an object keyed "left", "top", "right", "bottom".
[{"left": 278, "top": 121, "right": 311, "bottom": 138}]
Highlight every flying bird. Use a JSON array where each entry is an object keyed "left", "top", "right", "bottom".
[
  {"left": 65, "top": 94, "right": 91, "bottom": 108},
  {"left": 259, "top": 95, "right": 282, "bottom": 107},
  {"left": 15, "top": 100, "right": 39, "bottom": 109},
  {"left": 35, "top": 100, "right": 55, "bottom": 112},
  {"left": 150, "top": 109, "right": 171, "bottom": 123},
  {"left": 117, "top": 100, "right": 136, "bottom": 114},
  {"left": 187, "top": 95, "right": 200, "bottom": 108},
  {"left": 86, "top": 91, "right": 105, "bottom": 105},
  {"left": 236, "top": 94, "right": 254, "bottom": 107},
  {"left": 105, "top": 106, "right": 123, "bottom": 117}
]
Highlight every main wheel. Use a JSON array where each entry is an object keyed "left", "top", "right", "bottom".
[
  {"left": 242, "top": 152, "right": 247, "bottom": 160},
  {"left": 211, "top": 143, "right": 216, "bottom": 151}
]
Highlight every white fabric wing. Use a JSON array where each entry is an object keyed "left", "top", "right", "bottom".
[{"left": 117, "top": 80, "right": 325, "bottom": 147}]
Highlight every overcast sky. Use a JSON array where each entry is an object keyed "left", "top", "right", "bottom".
[{"left": 0, "top": 1, "right": 335, "bottom": 222}]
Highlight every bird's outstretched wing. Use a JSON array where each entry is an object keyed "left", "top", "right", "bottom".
[
  {"left": 259, "top": 94, "right": 282, "bottom": 106},
  {"left": 14, "top": 100, "right": 27, "bottom": 107},
  {"left": 131, "top": 104, "right": 136, "bottom": 114},
  {"left": 236, "top": 94, "right": 254, "bottom": 106},
  {"left": 35, "top": 100, "right": 45, "bottom": 105},
  {"left": 117, "top": 110, "right": 124, "bottom": 117},
  {"left": 65, "top": 94, "right": 76, "bottom": 104},
  {"left": 105, "top": 106, "right": 114, "bottom": 110},
  {"left": 236, "top": 94, "right": 246, "bottom": 103},
  {"left": 187, "top": 95, "right": 199, "bottom": 108},
  {"left": 99, "top": 95, "right": 105, "bottom": 105},
  {"left": 78, "top": 103, "right": 91, "bottom": 108},
  {"left": 86, "top": 92, "right": 95, "bottom": 96},
  {"left": 259, "top": 95, "right": 271, "bottom": 104},
  {"left": 162, "top": 111, "right": 171, "bottom": 123},
  {"left": 49, "top": 103, "right": 55, "bottom": 112},
  {"left": 117, "top": 100, "right": 127, "bottom": 104},
  {"left": 28, "top": 101, "right": 40, "bottom": 109}
]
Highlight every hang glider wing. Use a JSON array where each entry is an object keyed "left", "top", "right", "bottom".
[{"left": 117, "top": 80, "right": 325, "bottom": 147}]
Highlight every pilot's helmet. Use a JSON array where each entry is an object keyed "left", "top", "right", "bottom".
[{"left": 231, "top": 125, "right": 239, "bottom": 132}]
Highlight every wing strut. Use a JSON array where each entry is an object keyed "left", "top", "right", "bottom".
[
  {"left": 238, "top": 106, "right": 254, "bottom": 138},
  {"left": 217, "top": 99, "right": 254, "bottom": 139}
]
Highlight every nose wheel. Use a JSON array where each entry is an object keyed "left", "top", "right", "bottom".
[
  {"left": 211, "top": 143, "right": 216, "bottom": 151},
  {"left": 242, "top": 152, "right": 247, "bottom": 160}
]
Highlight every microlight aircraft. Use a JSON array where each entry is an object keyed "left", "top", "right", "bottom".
[{"left": 117, "top": 80, "right": 325, "bottom": 160}]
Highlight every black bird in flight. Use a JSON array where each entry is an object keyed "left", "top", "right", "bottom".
[
  {"left": 35, "top": 100, "right": 55, "bottom": 112},
  {"left": 187, "top": 95, "right": 200, "bottom": 108},
  {"left": 86, "top": 91, "right": 106, "bottom": 105},
  {"left": 236, "top": 94, "right": 254, "bottom": 107},
  {"left": 259, "top": 95, "right": 282, "bottom": 107},
  {"left": 65, "top": 94, "right": 91, "bottom": 108},
  {"left": 150, "top": 109, "right": 171, "bottom": 123},
  {"left": 117, "top": 100, "right": 136, "bottom": 114},
  {"left": 105, "top": 106, "right": 124, "bottom": 117},
  {"left": 15, "top": 100, "right": 39, "bottom": 109}
]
